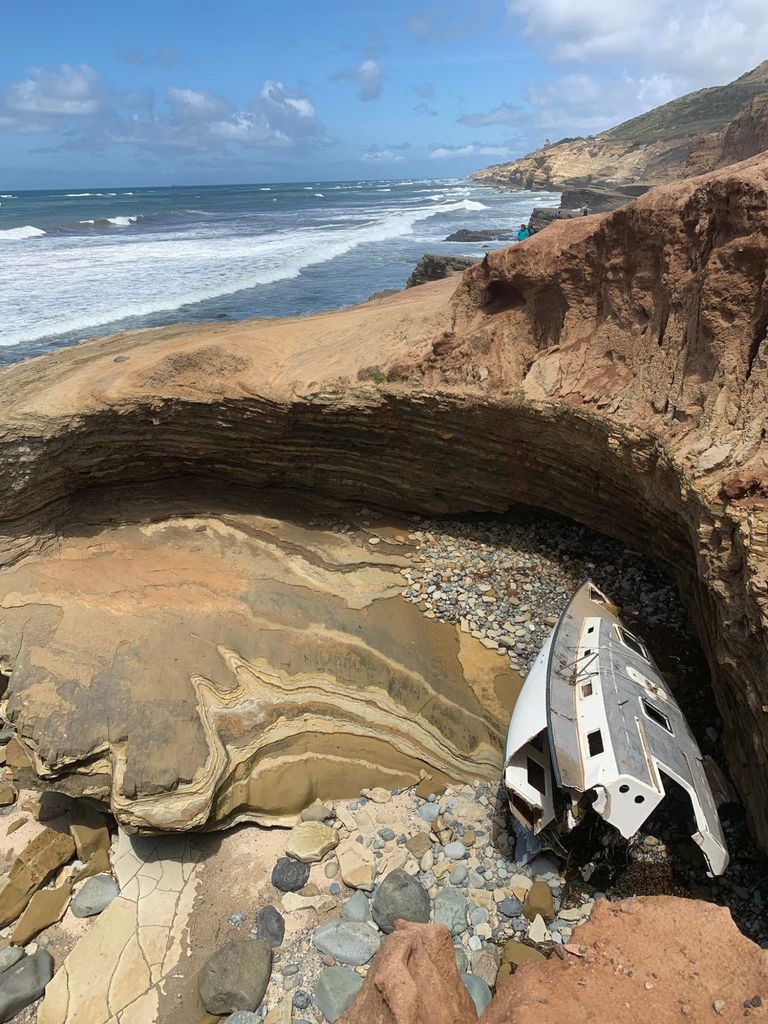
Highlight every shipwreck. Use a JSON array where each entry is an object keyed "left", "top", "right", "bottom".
[{"left": 503, "top": 582, "right": 729, "bottom": 876}]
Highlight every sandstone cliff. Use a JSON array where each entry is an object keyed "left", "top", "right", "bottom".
[
  {"left": 0, "top": 155, "right": 766, "bottom": 847},
  {"left": 472, "top": 60, "right": 768, "bottom": 190}
]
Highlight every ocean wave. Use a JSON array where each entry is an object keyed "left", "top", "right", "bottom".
[
  {"left": 2, "top": 194, "right": 498, "bottom": 345},
  {"left": 0, "top": 225, "right": 46, "bottom": 241},
  {"left": 0, "top": 194, "right": 16, "bottom": 199},
  {"left": 63, "top": 192, "right": 108, "bottom": 197},
  {"left": 314, "top": 193, "right": 325, "bottom": 198},
  {"left": 259, "top": 187, "right": 271, "bottom": 191},
  {"left": 77, "top": 215, "right": 142, "bottom": 228}
]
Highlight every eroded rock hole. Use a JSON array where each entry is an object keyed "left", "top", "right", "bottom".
[{"left": 483, "top": 279, "right": 526, "bottom": 314}]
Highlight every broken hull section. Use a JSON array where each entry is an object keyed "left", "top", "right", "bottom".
[{"left": 503, "top": 581, "right": 729, "bottom": 877}]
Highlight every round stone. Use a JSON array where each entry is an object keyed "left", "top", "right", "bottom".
[
  {"left": 312, "top": 921, "right": 381, "bottom": 966},
  {"left": 271, "top": 857, "right": 310, "bottom": 893},
  {"left": 434, "top": 889, "right": 469, "bottom": 936},
  {"left": 371, "top": 869, "right": 431, "bottom": 934},
  {"left": 461, "top": 973, "right": 492, "bottom": 1015},
  {"left": 70, "top": 875, "right": 119, "bottom": 918}
]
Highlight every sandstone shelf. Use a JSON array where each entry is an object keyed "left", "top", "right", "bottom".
[{"left": 0, "top": 154, "right": 766, "bottom": 845}]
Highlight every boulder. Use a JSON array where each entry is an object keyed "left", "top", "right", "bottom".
[
  {"left": 70, "top": 874, "right": 119, "bottom": 917},
  {"left": 444, "top": 229, "right": 515, "bottom": 242},
  {"left": 0, "top": 949, "right": 54, "bottom": 1023},
  {"left": 198, "top": 939, "right": 272, "bottom": 1016},
  {"left": 336, "top": 838, "right": 375, "bottom": 891},
  {"left": 312, "top": 921, "right": 381, "bottom": 965},
  {"left": 315, "top": 966, "right": 364, "bottom": 1023},
  {"left": 0, "top": 827, "right": 75, "bottom": 927},
  {"left": 285, "top": 822, "right": 339, "bottom": 864},
  {"left": 337, "top": 921, "right": 476, "bottom": 1024},
  {"left": 271, "top": 856, "right": 310, "bottom": 893},
  {"left": 253, "top": 905, "right": 285, "bottom": 948},
  {"left": 371, "top": 869, "right": 431, "bottom": 934},
  {"left": 405, "top": 254, "right": 476, "bottom": 288}
]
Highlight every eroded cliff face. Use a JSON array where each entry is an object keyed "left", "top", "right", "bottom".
[
  {"left": 0, "top": 156, "right": 766, "bottom": 843},
  {"left": 472, "top": 68, "right": 768, "bottom": 191}
]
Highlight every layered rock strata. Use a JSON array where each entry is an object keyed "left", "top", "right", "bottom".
[{"left": 0, "top": 155, "right": 766, "bottom": 843}]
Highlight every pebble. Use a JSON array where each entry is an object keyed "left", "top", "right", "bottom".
[
  {"left": 444, "top": 841, "right": 466, "bottom": 861},
  {"left": 418, "top": 804, "right": 440, "bottom": 823}
]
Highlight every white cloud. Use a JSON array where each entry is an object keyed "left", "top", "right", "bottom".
[
  {"left": 166, "top": 86, "right": 231, "bottom": 119},
  {"left": 429, "top": 142, "right": 514, "bottom": 159},
  {"left": 507, "top": 0, "right": 768, "bottom": 83},
  {"left": 3, "top": 64, "right": 101, "bottom": 119},
  {"left": 330, "top": 59, "right": 384, "bottom": 102},
  {"left": 458, "top": 102, "right": 523, "bottom": 127},
  {"left": 0, "top": 63, "right": 329, "bottom": 157},
  {"left": 362, "top": 147, "right": 403, "bottom": 162}
]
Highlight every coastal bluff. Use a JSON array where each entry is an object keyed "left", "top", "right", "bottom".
[{"left": 0, "top": 154, "right": 766, "bottom": 849}]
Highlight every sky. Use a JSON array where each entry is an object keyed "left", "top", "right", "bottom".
[{"left": 1, "top": 0, "right": 768, "bottom": 188}]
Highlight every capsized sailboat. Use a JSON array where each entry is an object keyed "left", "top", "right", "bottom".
[{"left": 503, "top": 581, "right": 729, "bottom": 876}]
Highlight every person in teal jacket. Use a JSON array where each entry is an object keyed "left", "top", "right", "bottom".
[{"left": 517, "top": 223, "right": 530, "bottom": 241}]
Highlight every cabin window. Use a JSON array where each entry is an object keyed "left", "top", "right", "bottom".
[
  {"left": 511, "top": 793, "right": 538, "bottom": 829},
  {"left": 642, "top": 698, "right": 673, "bottom": 734},
  {"left": 589, "top": 586, "right": 608, "bottom": 605},
  {"left": 526, "top": 757, "right": 547, "bottom": 794},
  {"left": 581, "top": 682, "right": 593, "bottom": 697},
  {"left": 615, "top": 626, "right": 649, "bottom": 660},
  {"left": 530, "top": 732, "right": 544, "bottom": 752},
  {"left": 587, "top": 730, "right": 604, "bottom": 756}
]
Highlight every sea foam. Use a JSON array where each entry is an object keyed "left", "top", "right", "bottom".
[{"left": 0, "top": 225, "right": 46, "bottom": 240}]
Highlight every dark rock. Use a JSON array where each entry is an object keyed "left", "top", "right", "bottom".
[
  {"left": 198, "top": 939, "right": 272, "bottom": 1015},
  {"left": 314, "top": 966, "right": 364, "bottom": 1023},
  {"left": 0, "top": 948, "right": 24, "bottom": 975},
  {"left": 0, "top": 949, "right": 53, "bottom": 1023},
  {"left": 292, "top": 989, "right": 311, "bottom": 1010},
  {"left": 445, "top": 229, "right": 515, "bottom": 242},
  {"left": 271, "top": 857, "right": 310, "bottom": 893},
  {"left": 405, "top": 254, "right": 477, "bottom": 288},
  {"left": 498, "top": 896, "right": 523, "bottom": 918},
  {"left": 371, "top": 868, "right": 431, "bottom": 934},
  {"left": 253, "top": 905, "right": 285, "bottom": 947}
]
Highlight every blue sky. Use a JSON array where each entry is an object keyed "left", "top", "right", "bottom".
[{"left": 1, "top": 0, "right": 767, "bottom": 187}]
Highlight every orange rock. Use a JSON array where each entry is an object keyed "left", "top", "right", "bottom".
[
  {"left": 480, "top": 896, "right": 768, "bottom": 1024},
  {"left": 339, "top": 921, "right": 477, "bottom": 1024}
]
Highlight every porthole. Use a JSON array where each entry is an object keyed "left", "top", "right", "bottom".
[
  {"left": 619, "top": 784, "right": 630, "bottom": 794},
  {"left": 634, "top": 795, "right": 645, "bottom": 804}
]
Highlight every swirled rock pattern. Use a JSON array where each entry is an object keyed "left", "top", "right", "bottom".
[{"left": 0, "top": 154, "right": 766, "bottom": 843}]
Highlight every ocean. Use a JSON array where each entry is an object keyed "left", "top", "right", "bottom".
[{"left": 0, "top": 178, "right": 559, "bottom": 366}]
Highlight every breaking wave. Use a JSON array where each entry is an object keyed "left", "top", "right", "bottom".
[
  {"left": 2, "top": 196, "right": 494, "bottom": 345},
  {"left": 0, "top": 225, "right": 46, "bottom": 241}
]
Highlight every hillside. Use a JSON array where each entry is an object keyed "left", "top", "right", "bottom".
[{"left": 472, "top": 60, "right": 768, "bottom": 190}]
